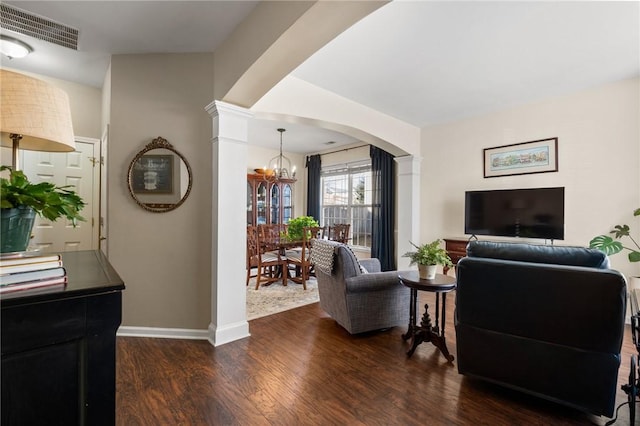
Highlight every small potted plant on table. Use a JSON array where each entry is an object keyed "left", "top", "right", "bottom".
[
  {"left": 1, "top": 166, "right": 85, "bottom": 253},
  {"left": 403, "top": 239, "right": 453, "bottom": 280},
  {"left": 285, "top": 216, "right": 319, "bottom": 241}
]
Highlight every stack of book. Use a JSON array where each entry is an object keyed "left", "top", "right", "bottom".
[{"left": 0, "top": 253, "right": 67, "bottom": 295}]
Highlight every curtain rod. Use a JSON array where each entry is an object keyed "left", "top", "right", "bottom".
[{"left": 315, "top": 144, "right": 369, "bottom": 157}]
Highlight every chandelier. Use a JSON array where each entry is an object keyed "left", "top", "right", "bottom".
[{"left": 269, "top": 128, "right": 296, "bottom": 179}]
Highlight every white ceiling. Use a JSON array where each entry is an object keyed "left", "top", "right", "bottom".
[
  {"left": 2, "top": 1, "right": 638, "bottom": 153},
  {"left": 1, "top": 1, "right": 259, "bottom": 87},
  {"left": 293, "top": 1, "right": 640, "bottom": 128}
]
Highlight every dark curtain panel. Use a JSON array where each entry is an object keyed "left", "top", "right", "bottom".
[
  {"left": 305, "top": 154, "right": 322, "bottom": 222},
  {"left": 370, "top": 146, "right": 396, "bottom": 271}
]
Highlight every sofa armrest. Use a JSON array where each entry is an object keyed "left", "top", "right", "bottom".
[
  {"left": 345, "top": 271, "right": 401, "bottom": 294},
  {"left": 359, "top": 258, "right": 381, "bottom": 273}
]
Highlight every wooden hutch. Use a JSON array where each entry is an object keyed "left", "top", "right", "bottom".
[{"left": 246, "top": 173, "right": 296, "bottom": 226}]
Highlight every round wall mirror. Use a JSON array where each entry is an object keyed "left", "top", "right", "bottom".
[{"left": 127, "top": 136, "right": 193, "bottom": 213}]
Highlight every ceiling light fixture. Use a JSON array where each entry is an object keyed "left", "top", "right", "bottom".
[
  {"left": 0, "top": 69, "right": 76, "bottom": 170},
  {"left": 0, "top": 35, "right": 32, "bottom": 59},
  {"left": 269, "top": 128, "right": 296, "bottom": 180}
]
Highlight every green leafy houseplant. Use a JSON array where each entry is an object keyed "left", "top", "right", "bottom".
[
  {"left": 589, "top": 208, "right": 640, "bottom": 263},
  {"left": 1, "top": 166, "right": 86, "bottom": 223},
  {"left": 403, "top": 239, "right": 453, "bottom": 267},
  {"left": 1, "top": 166, "right": 85, "bottom": 252},
  {"left": 285, "top": 216, "right": 319, "bottom": 241}
]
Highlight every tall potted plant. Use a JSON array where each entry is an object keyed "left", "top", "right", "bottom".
[
  {"left": 0, "top": 166, "right": 85, "bottom": 253},
  {"left": 402, "top": 239, "right": 453, "bottom": 279},
  {"left": 285, "top": 216, "right": 319, "bottom": 241},
  {"left": 590, "top": 207, "right": 640, "bottom": 288}
]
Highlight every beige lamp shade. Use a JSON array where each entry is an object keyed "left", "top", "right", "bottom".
[{"left": 0, "top": 69, "right": 75, "bottom": 153}]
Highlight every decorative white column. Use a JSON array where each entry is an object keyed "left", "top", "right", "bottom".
[
  {"left": 395, "top": 155, "right": 421, "bottom": 270},
  {"left": 205, "top": 100, "right": 252, "bottom": 346}
]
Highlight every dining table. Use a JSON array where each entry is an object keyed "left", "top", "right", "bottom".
[{"left": 261, "top": 237, "right": 304, "bottom": 283}]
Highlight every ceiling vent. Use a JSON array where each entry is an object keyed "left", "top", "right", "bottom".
[{"left": 0, "top": 3, "right": 78, "bottom": 50}]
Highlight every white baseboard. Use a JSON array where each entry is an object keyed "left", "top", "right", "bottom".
[{"left": 116, "top": 326, "right": 209, "bottom": 340}]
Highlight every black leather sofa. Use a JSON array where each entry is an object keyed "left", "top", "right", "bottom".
[{"left": 455, "top": 240, "right": 627, "bottom": 417}]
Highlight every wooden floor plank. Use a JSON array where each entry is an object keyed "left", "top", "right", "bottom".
[{"left": 117, "top": 292, "right": 636, "bottom": 425}]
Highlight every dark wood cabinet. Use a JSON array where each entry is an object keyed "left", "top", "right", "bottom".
[
  {"left": 246, "top": 173, "right": 295, "bottom": 226},
  {"left": 1, "top": 250, "right": 125, "bottom": 426},
  {"left": 443, "top": 238, "right": 469, "bottom": 275}
]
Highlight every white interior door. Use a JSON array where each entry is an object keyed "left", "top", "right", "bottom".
[{"left": 20, "top": 138, "right": 99, "bottom": 253}]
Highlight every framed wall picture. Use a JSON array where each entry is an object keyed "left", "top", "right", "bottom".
[
  {"left": 483, "top": 137, "right": 558, "bottom": 178},
  {"left": 131, "top": 154, "right": 174, "bottom": 194}
]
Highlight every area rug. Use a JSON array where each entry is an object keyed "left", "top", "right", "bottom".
[{"left": 246, "top": 277, "right": 319, "bottom": 320}]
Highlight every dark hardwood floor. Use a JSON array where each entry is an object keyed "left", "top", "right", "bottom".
[{"left": 117, "top": 291, "right": 637, "bottom": 425}]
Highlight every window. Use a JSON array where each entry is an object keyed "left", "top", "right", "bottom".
[{"left": 320, "top": 162, "right": 372, "bottom": 248}]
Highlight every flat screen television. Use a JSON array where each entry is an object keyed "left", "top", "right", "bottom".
[{"left": 464, "top": 187, "right": 565, "bottom": 240}]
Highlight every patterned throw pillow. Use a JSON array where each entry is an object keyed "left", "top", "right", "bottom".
[{"left": 310, "top": 239, "right": 336, "bottom": 274}]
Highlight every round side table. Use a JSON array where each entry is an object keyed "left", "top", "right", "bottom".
[{"left": 399, "top": 271, "right": 456, "bottom": 362}]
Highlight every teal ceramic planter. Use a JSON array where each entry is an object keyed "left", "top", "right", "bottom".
[{"left": 1, "top": 207, "right": 36, "bottom": 253}]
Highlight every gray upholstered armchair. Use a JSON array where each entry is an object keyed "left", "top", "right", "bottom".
[{"left": 311, "top": 239, "right": 410, "bottom": 334}]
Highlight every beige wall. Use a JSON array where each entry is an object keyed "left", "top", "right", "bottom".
[
  {"left": 108, "top": 53, "right": 214, "bottom": 329},
  {"left": 318, "top": 144, "right": 369, "bottom": 167},
  {"left": 421, "top": 77, "right": 640, "bottom": 280},
  {"left": 97, "top": 2, "right": 377, "bottom": 334},
  {"left": 101, "top": 63, "right": 112, "bottom": 134}
]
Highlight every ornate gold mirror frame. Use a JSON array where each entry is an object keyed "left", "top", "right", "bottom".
[{"left": 127, "top": 136, "right": 193, "bottom": 213}]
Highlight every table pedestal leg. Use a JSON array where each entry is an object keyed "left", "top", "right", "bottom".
[
  {"left": 406, "top": 299, "right": 455, "bottom": 362},
  {"left": 402, "top": 288, "right": 417, "bottom": 341}
]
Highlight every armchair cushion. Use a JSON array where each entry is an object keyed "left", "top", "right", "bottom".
[{"left": 358, "top": 258, "right": 380, "bottom": 273}]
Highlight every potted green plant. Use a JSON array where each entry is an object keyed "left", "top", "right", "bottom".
[
  {"left": 403, "top": 239, "right": 453, "bottom": 279},
  {"left": 590, "top": 207, "right": 640, "bottom": 289},
  {"left": 589, "top": 208, "right": 640, "bottom": 262},
  {"left": 285, "top": 215, "right": 319, "bottom": 241},
  {"left": 0, "top": 166, "right": 85, "bottom": 253}
]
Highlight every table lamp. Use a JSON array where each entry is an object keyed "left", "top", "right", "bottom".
[{"left": 0, "top": 69, "right": 75, "bottom": 170}]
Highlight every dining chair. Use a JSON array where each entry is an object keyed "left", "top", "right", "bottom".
[
  {"left": 259, "top": 223, "right": 285, "bottom": 249},
  {"left": 251, "top": 224, "right": 287, "bottom": 289},
  {"left": 313, "top": 226, "right": 327, "bottom": 240},
  {"left": 328, "top": 223, "right": 350, "bottom": 244},
  {"left": 246, "top": 225, "right": 260, "bottom": 286},
  {"left": 285, "top": 225, "right": 322, "bottom": 290}
]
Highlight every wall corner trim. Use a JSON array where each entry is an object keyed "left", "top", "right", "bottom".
[{"left": 208, "top": 321, "right": 250, "bottom": 347}]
